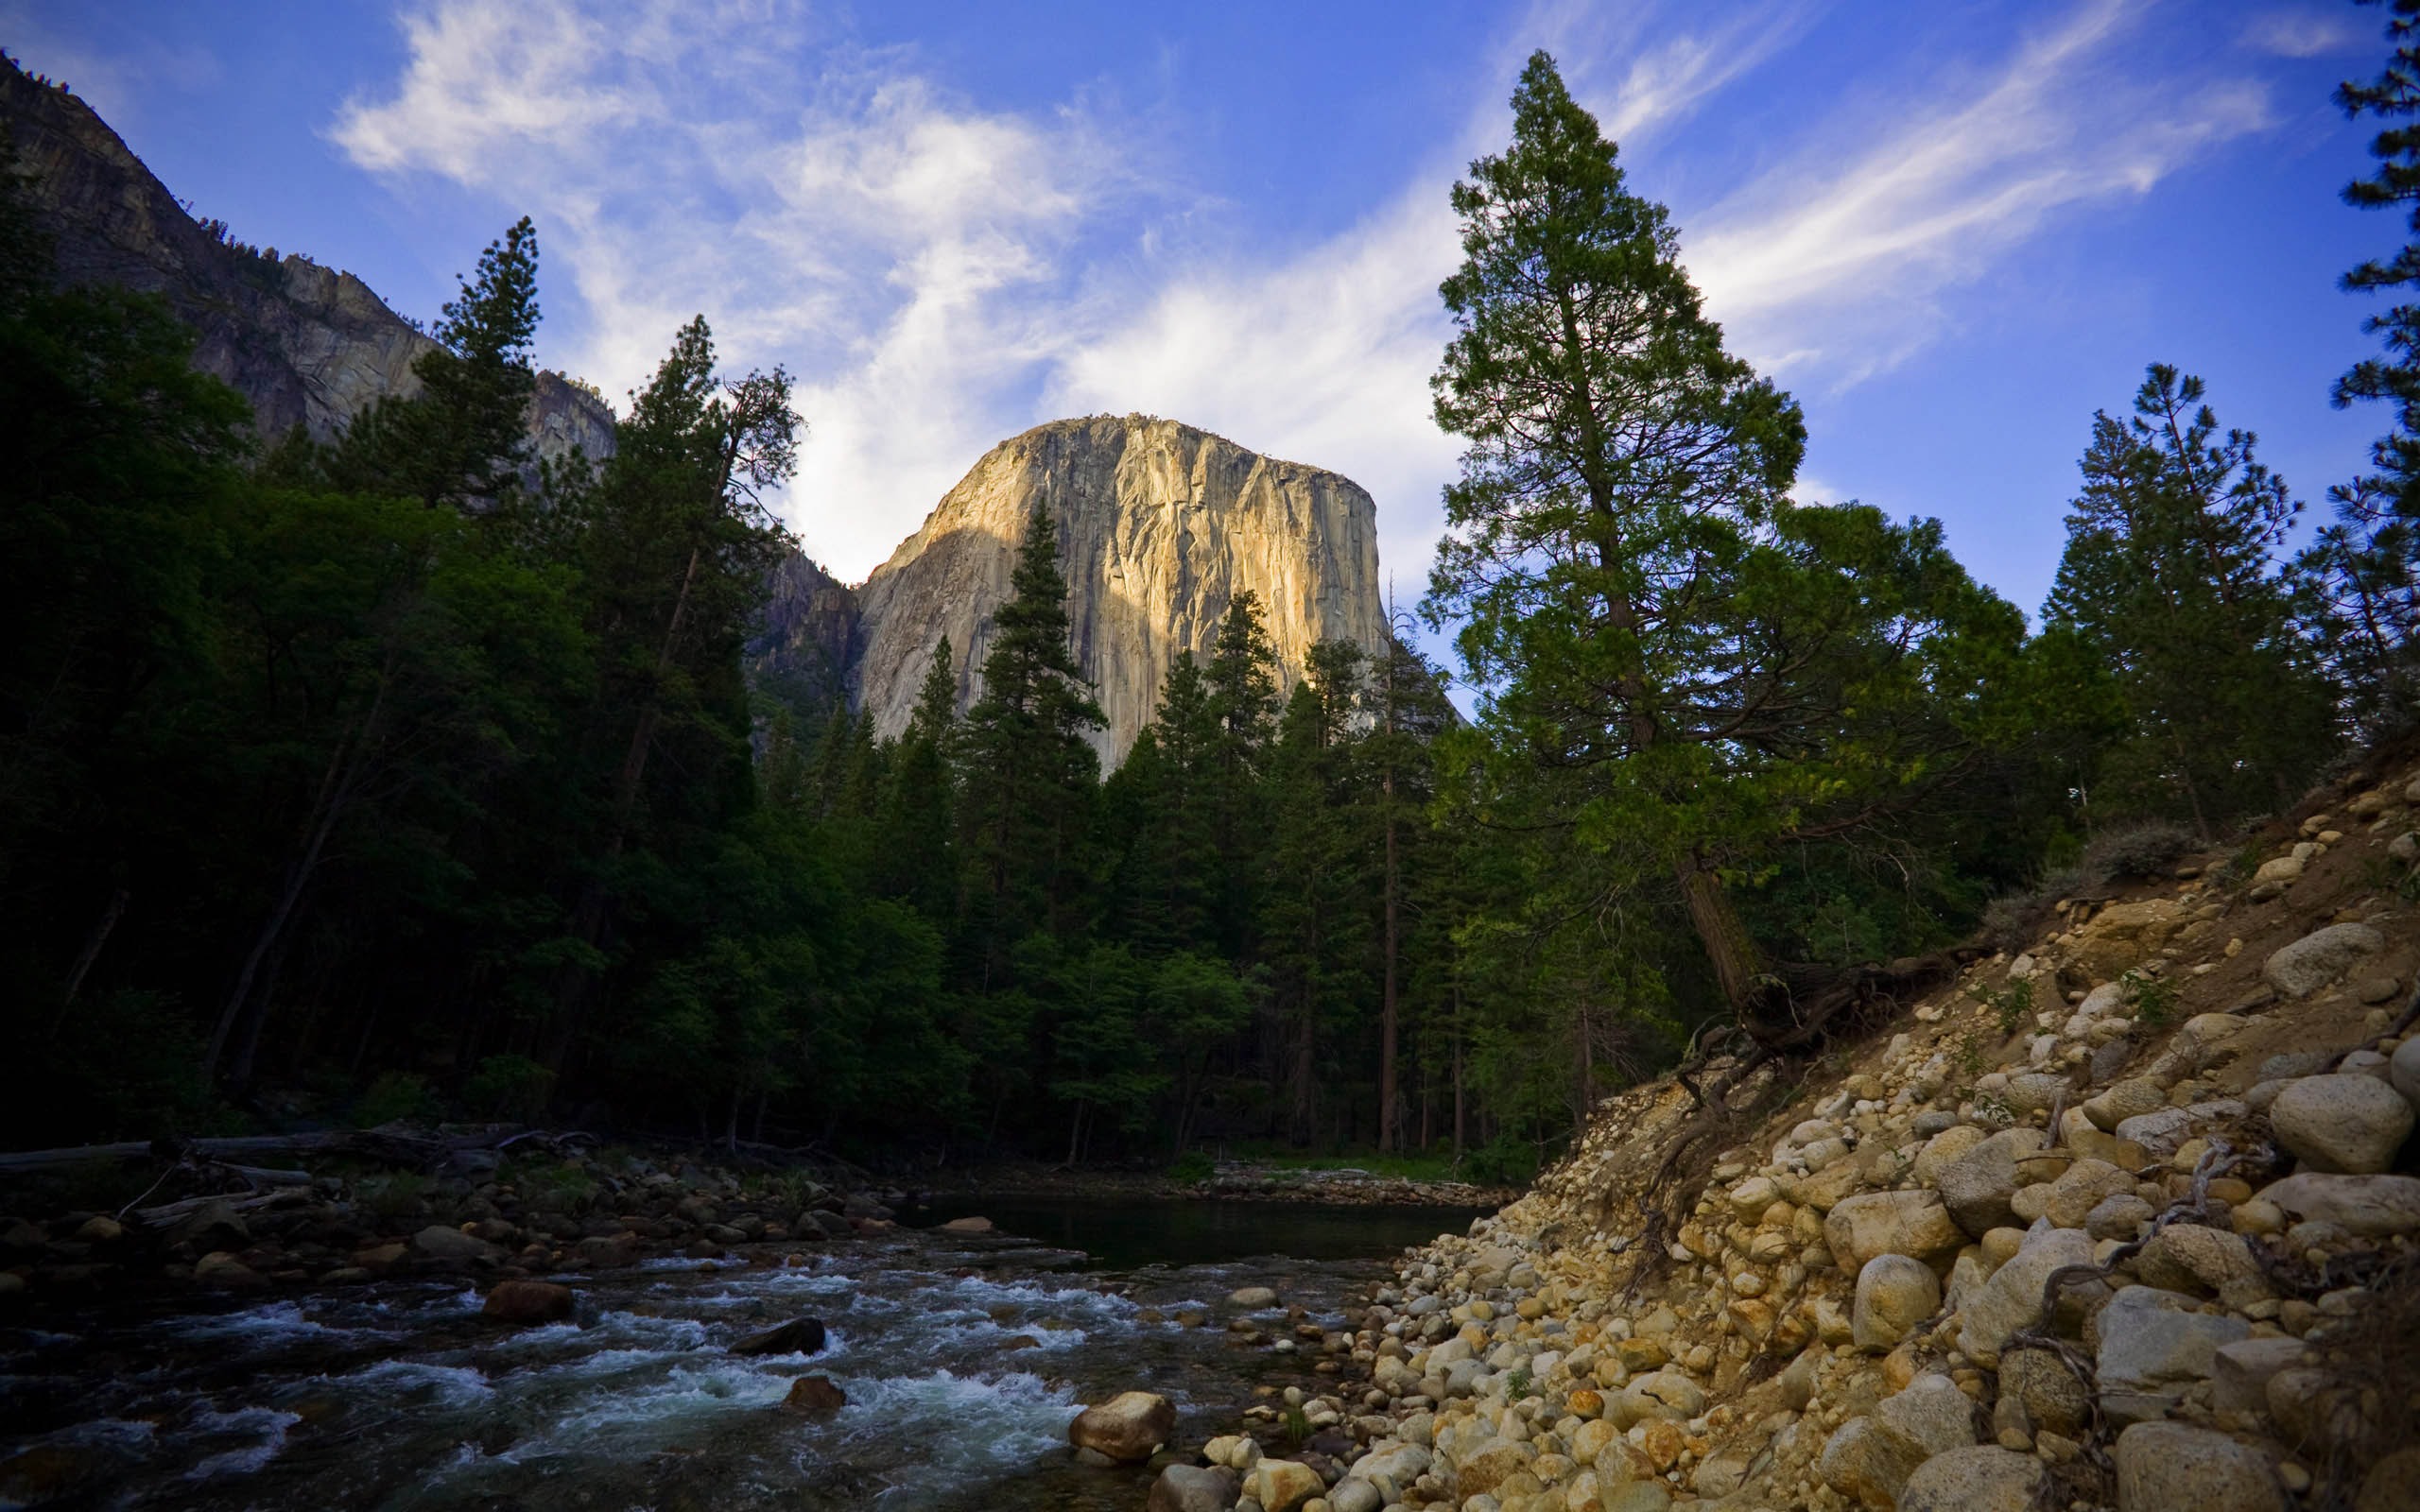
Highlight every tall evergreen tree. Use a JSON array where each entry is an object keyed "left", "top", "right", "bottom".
[
  {"left": 2046, "top": 366, "right": 2334, "bottom": 828},
  {"left": 957, "top": 507, "right": 1106, "bottom": 983},
  {"left": 2301, "top": 0, "right": 2420, "bottom": 725}
]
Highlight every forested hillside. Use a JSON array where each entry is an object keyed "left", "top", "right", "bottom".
[{"left": 6, "top": 30, "right": 2414, "bottom": 1181}]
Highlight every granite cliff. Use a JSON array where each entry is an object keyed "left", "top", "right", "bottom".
[
  {"left": 0, "top": 57, "right": 614, "bottom": 460},
  {"left": 836, "top": 415, "right": 1391, "bottom": 761}
]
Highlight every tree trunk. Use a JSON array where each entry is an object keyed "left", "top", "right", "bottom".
[
  {"left": 1677, "top": 858, "right": 1761, "bottom": 1013},
  {"left": 53, "top": 886, "right": 130, "bottom": 1034},
  {"left": 1379, "top": 787, "right": 1400, "bottom": 1153},
  {"left": 1451, "top": 985, "right": 1466, "bottom": 1162},
  {"left": 546, "top": 546, "right": 702, "bottom": 1070},
  {"left": 206, "top": 667, "right": 390, "bottom": 1083}
]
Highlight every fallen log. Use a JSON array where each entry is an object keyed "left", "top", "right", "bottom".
[{"left": 0, "top": 1125, "right": 587, "bottom": 1176}]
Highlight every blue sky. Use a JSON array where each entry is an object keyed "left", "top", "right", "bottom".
[{"left": 5, "top": 0, "right": 2400, "bottom": 632}]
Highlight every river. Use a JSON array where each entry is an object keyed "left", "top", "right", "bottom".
[{"left": 0, "top": 1197, "right": 1483, "bottom": 1510}]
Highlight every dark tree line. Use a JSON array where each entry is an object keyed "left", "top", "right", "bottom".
[{"left": 7, "top": 10, "right": 2416, "bottom": 1177}]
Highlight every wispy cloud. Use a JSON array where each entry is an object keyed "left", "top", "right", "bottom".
[
  {"left": 334, "top": 0, "right": 1150, "bottom": 578},
  {"left": 331, "top": 0, "right": 2282, "bottom": 590},
  {"left": 2240, "top": 8, "right": 2362, "bottom": 59},
  {"left": 1684, "top": 0, "right": 2272, "bottom": 385}
]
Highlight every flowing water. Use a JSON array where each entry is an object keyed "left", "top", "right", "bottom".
[{"left": 0, "top": 1198, "right": 1482, "bottom": 1510}]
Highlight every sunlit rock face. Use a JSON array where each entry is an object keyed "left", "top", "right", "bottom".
[
  {"left": 845, "top": 415, "right": 1391, "bottom": 762},
  {"left": 0, "top": 56, "right": 614, "bottom": 461}
]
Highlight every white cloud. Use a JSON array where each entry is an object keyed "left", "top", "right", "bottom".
[
  {"left": 2240, "top": 9, "right": 2362, "bottom": 58},
  {"left": 1684, "top": 0, "right": 2272, "bottom": 384},
  {"left": 333, "top": 0, "right": 1142, "bottom": 578},
  {"left": 330, "top": 0, "right": 2282, "bottom": 595}
]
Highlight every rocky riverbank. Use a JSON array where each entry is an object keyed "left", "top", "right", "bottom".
[
  {"left": 1132, "top": 761, "right": 2420, "bottom": 1511},
  {"left": 932, "top": 1160, "right": 1516, "bottom": 1211},
  {"left": 0, "top": 1138, "right": 912, "bottom": 1307}
]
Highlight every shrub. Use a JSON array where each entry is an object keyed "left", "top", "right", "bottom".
[
  {"left": 1463, "top": 1134, "right": 1542, "bottom": 1187},
  {"left": 354, "top": 1071, "right": 440, "bottom": 1128},
  {"left": 463, "top": 1054, "right": 554, "bottom": 1122},
  {"left": 1979, "top": 864, "right": 2085, "bottom": 954},
  {"left": 2080, "top": 819, "right": 2198, "bottom": 881},
  {"left": 1167, "top": 1149, "right": 1215, "bottom": 1184}
]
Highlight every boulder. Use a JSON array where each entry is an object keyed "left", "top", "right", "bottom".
[
  {"left": 1148, "top": 1464, "right": 1239, "bottom": 1512},
  {"left": 2255, "top": 1171, "right": 2420, "bottom": 1236},
  {"left": 2095, "top": 1285, "right": 2247, "bottom": 1418},
  {"left": 1614, "top": 1369, "right": 1703, "bottom": 1425},
  {"left": 732, "top": 1316, "right": 827, "bottom": 1356},
  {"left": 411, "top": 1225, "right": 497, "bottom": 1263},
  {"left": 1825, "top": 1190, "right": 1966, "bottom": 1271},
  {"left": 1456, "top": 1437, "right": 1539, "bottom": 1499},
  {"left": 1818, "top": 1416, "right": 1929, "bottom": 1509},
  {"left": 1910, "top": 1125, "right": 1988, "bottom": 1187},
  {"left": 480, "top": 1280, "right": 575, "bottom": 1324},
  {"left": 2210, "top": 1336, "right": 2307, "bottom": 1416},
  {"left": 2359, "top": 1447, "right": 2420, "bottom": 1512},
  {"left": 782, "top": 1375, "right": 846, "bottom": 1413},
  {"left": 1068, "top": 1391, "right": 1175, "bottom": 1462},
  {"left": 2035, "top": 1159, "right": 2137, "bottom": 1228},
  {"left": 2114, "top": 1421, "right": 2284, "bottom": 1512},
  {"left": 1956, "top": 1224, "right": 2094, "bottom": 1365},
  {"left": 194, "top": 1250, "right": 268, "bottom": 1291},
  {"left": 2117, "top": 1101, "right": 2243, "bottom": 1159},
  {"left": 2084, "top": 1078, "right": 2169, "bottom": 1133},
  {"left": 2270, "top": 1074, "right": 2415, "bottom": 1173},
  {"left": 939, "top": 1215, "right": 994, "bottom": 1233},
  {"left": 1899, "top": 1446, "right": 2044, "bottom": 1512},
  {"left": 2263, "top": 924, "right": 2386, "bottom": 999},
  {"left": 1938, "top": 1128, "right": 2046, "bottom": 1236},
  {"left": 2395, "top": 1037, "right": 2420, "bottom": 1109},
  {"left": 2132, "top": 1225, "right": 2272, "bottom": 1310},
  {"left": 1853, "top": 1254, "right": 1942, "bottom": 1351},
  {"left": 1227, "top": 1285, "right": 1279, "bottom": 1309},
  {"left": 1876, "top": 1373, "right": 1977, "bottom": 1458},
  {"left": 1999, "top": 1347, "right": 2088, "bottom": 1435}
]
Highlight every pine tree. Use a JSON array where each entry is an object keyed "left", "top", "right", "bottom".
[
  {"left": 874, "top": 639, "right": 960, "bottom": 919},
  {"left": 1204, "top": 592, "right": 1280, "bottom": 955},
  {"left": 2047, "top": 366, "right": 2335, "bottom": 828},
  {"left": 957, "top": 507, "right": 1106, "bottom": 983},
  {"left": 2302, "top": 0, "right": 2420, "bottom": 724},
  {"left": 1427, "top": 51, "right": 2031, "bottom": 1038},
  {"left": 331, "top": 217, "right": 542, "bottom": 510}
]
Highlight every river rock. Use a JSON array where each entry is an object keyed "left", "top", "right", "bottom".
[
  {"left": 2264, "top": 924, "right": 2385, "bottom": 999},
  {"left": 2133, "top": 1224, "right": 2272, "bottom": 1309},
  {"left": 1149, "top": 1463, "right": 1239, "bottom": 1512},
  {"left": 481, "top": 1280, "right": 575, "bottom": 1324},
  {"left": 1876, "top": 1373, "right": 1977, "bottom": 1457},
  {"left": 783, "top": 1375, "right": 846, "bottom": 1413},
  {"left": 939, "top": 1215, "right": 994, "bottom": 1233},
  {"left": 2270, "top": 1074, "right": 2415, "bottom": 1173},
  {"left": 1957, "top": 1224, "right": 2093, "bottom": 1365},
  {"left": 194, "top": 1250, "right": 268, "bottom": 1291},
  {"left": 2084, "top": 1077, "right": 2169, "bottom": 1133},
  {"left": 1253, "top": 1457, "right": 1324, "bottom": 1512},
  {"left": 1227, "top": 1285, "right": 1279, "bottom": 1309},
  {"left": 1938, "top": 1128, "right": 2045, "bottom": 1236},
  {"left": 2114, "top": 1421, "right": 2284, "bottom": 1512},
  {"left": 1999, "top": 1347, "right": 2088, "bottom": 1435},
  {"left": 2256, "top": 1171, "right": 2420, "bottom": 1236},
  {"left": 2211, "top": 1336, "right": 2308, "bottom": 1415},
  {"left": 1899, "top": 1445, "right": 2044, "bottom": 1512},
  {"left": 1910, "top": 1125, "right": 1987, "bottom": 1186},
  {"left": 732, "top": 1316, "right": 827, "bottom": 1356},
  {"left": 1853, "top": 1254, "right": 1941, "bottom": 1350},
  {"left": 1068, "top": 1390, "right": 1175, "bottom": 1462},
  {"left": 2360, "top": 1448, "right": 2420, "bottom": 1512},
  {"left": 2095, "top": 1286, "right": 2247, "bottom": 1419},
  {"left": 1825, "top": 1190, "right": 1965, "bottom": 1271},
  {"left": 2394, "top": 1038, "right": 2420, "bottom": 1108},
  {"left": 1818, "top": 1416, "right": 1929, "bottom": 1509},
  {"left": 411, "top": 1225, "right": 496, "bottom": 1263}
]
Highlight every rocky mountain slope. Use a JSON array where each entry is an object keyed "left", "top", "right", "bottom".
[
  {"left": 0, "top": 58, "right": 614, "bottom": 459},
  {"left": 839, "top": 415, "right": 1391, "bottom": 760},
  {"left": 1163, "top": 756, "right": 2420, "bottom": 1512}
]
